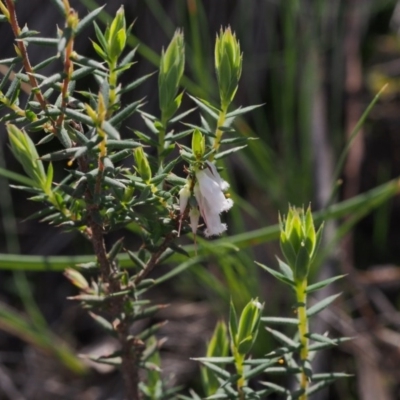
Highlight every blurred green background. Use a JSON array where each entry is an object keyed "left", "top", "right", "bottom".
[{"left": 1, "top": 0, "right": 400, "bottom": 399}]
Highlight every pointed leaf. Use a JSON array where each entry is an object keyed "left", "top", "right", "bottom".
[
  {"left": 266, "top": 327, "right": 299, "bottom": 348},
  {"left": 261, "top": 316, "right": 298, "bottom": 325},
  {"left": 306, "top": 275, "right": 346, "bottom": 293},
  {"left": 108, "top": 99, "right": 142, "bottom": 127},
  {"left": 255, "top": 261, "right": 295, "bottom": 287},
  {"left": 307, "top": 293, "right": 342, "bottom": 317},
  {"left": 225, "top": 104, "right": 264, "bottom": 118},
  {"left": 187, "top": 95, "right": 219, "bottom": 119},
  {"left": 76, "top": 6, "right": 105, "bottom": 36},
  {"left": 214, "top": 145, "right": 247, "bottom": 160},
  {"left": 277, "top": 257, "right": 294, "bottom": 281},
  {"left": 198, "top": 361, "right": 230, "bottom": 379}
]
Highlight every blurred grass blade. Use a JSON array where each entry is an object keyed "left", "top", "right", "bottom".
[
  {"left": 0, "top": 177, "right": 398, "bottom": 271},
  {"left": 327, "top": 83, "right": 388, "bottom": 206},
  {"left": 0, "top": 301, "right": 86, "bottom": 374}
]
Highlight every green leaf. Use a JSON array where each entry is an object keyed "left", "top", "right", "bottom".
[
  {"left": 88, "top": 312, "right": 115, "bottom": 335},
  {"left": 294, "top": 243, "right": 311, "bottom": 282},
  {"left": 50, "top": 0, "right": 66, "bottom": 16},
  {"left": 40, "top": 147, "right": 86, "bottom": 162},
  {"left": 76, "top": 5, "right": 105, "bottom": 36},
  {"left": 259, "top": 381, "right": 289, "bottom": 395},
  {"left": 229, "top": 300, "right": 238, "bottom": 346},
  {"left": 276, "top": 257, "right": 294, "bottom": 281},
  {"left": 107, "top": 139, "right": 141, "bottom": 149},
  {"left": 244, "top": 359, "right": 280, "bottom": 380},
  {"left": 71, "top": 66, "right": 99, "bottom": 81},
  {"left": 307, "top": 293, "right": 342, "bottom": 317},
  {"left": 0, "top": 63, "right": 15, "bottom": 91},
  {"left": 255, "top": 261, "right": 295, "bottom": 287},
  {"left": 197, "top": 361, "right": 230, "bottom": 379},
  {"left": 20, "top": 37, "right": 58, "bottom": 46},
  {"left": 37, "top": 72, "right": 63, "bottom": 88},
  {"left": 306, "top": 275, "right": 346, "bottom": 293},
  {"left": 108, "top": 99, "right": 142, "bottom": 127},
  {"left": 225, "top": 104, "right": 264, "bottom": 118},
  {"left": 169, "top": 107, "right": 197, "bottom": 124},
  {"left": 0, "top": 57, "right": 21, "bottom": 65},
  {"left": 0, "top": 167, "right": 36, "bottom": 187},
  {"left": 261, "top": 316, "right": 298, "bottom": 325},
  {"left": 187, "top": 95, "right": 219, "bottom": 119},
  {"left": 153, "top": 257, "right": 202, "bottom": 285},
  {"left": 194, "top": 357, "right": 234, "bottom": 363},
  {"left": 237, "top": 335, "right": 254, "bottom": 354},
  {"left": 214, "top": 145, "right": 247, "bottom": 160},
  {"left": 133, "top": 130, "right": 158, "bottom": 146},
  {"left": 120, "top": 71, "right": 156, "bottom": 94},
  {"left": 45, "top": 162, "right": 53, "bottom": 194},
  {"left": 92, "top": 40, "right": 107, "bottom": 60},
  {"left": 308, "top": 337, "right": 352, "bottom": 352},
  {"left": 102, "top": 121, "right": 121, "bottom": 140},
  {"left": 64, "top": 108, "right": 94, "bottom": 126},
  {"left": 312, "top": 372, "right": 352, "bottom": 381},
  {"left": 265, "top": 327, "right": 299, "bottom": 348},
  {"left": 306, "top": 379, "right": 335, "bottom": 396},
  {"left": 107, "top": 237, "right": 124, "bottom": 262},
  {"left": 58, "top": 126, "right": 72, "bottom": 148},
  {"left": 118, "top": 45, "right": 138, "bottom": 68}
]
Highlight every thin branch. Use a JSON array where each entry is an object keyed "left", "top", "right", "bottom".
[
  {"left": 133, "top": 232, "right": 178, "bottom": 285},
  {"left": 5, "top": 0, "right": 57, "bottom": 134}
]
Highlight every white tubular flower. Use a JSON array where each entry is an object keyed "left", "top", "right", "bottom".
[
  {"left": 205, "top": 160, "right": 230, "bottom": 191},
  {"left": 189, "top": 207, "right": 200, "bottom": 234},
  {"left": 179, "top": 184, "right": 191, "bottom": 215},
  {"left": 194, "top": 162, "right": 233, "bottom": 237}
]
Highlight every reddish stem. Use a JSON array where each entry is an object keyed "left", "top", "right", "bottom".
[{"left": 5, "top": 0, "right": 57, "bottom": 134}]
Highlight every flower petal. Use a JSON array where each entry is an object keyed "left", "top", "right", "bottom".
[
  {"left": 196, "top": 170, "right": 232, "bottom": 213},
  {"left": 179, "top": 185, "right": 191, "bottom": 215},
  {"left": 205, "top": 161, "right": 230, "bottom": 191}
]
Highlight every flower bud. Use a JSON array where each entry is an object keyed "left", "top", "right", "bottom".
[
  {"left": 202, "top": 321, "right": 229, "bottom": 395},
  {"left": 179, "top": 184, "right": 191, "bottom": 215},
  {"left": 280, "top": 205, "right": 323, "bottom": 282},
  {"left": 66, "top": 8, "right": 79, "bottom": 31},
  {"left": 7, "top": 124, "right": 47, "bottom": 190},
  {"left": 189, "top": 207, "right": 200, "bottom": 234},
  {"left": 64, "top": 268, "right": 89, "bottom": 291},
  {"left": 235, "top": 299, "right": 263, "bottom": 355},
  {"left": 134, "top": 147, "right": 152, "bottom": 183},
  {"left": 106, "top": 6, "right": 126, "bottom": 62},
  {"left": 158, "top": 30, "right": 185, "bottom": 121},
  {"left": 215, "top": 27, "right": 242, "bottom": 110},
  {"left": 191, "top": 129, "right": 205, "bottom": 160}
]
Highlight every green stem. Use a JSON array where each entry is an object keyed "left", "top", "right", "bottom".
[
  {"left": 233, "top": 350, "right": 246, "bottom": 400},
  {"left": 158, "top": 115, "right": 168, "bottom": 164},
  {"left": 0, "top": 175, "right": 399, "bottom": 271},
  {"left": 108, "top": 60, "right": 118, "bottom": 112},
  {"left": 210, "top": 107, "right": 227, "bottom": 161},
  {"left": 296, "top": 279, "right": 309, "bottom": 400}
]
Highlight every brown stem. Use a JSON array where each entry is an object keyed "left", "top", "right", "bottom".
[
  {"left": 56, "top": 24, "right": 74, "bottom": 128},
  {"left": 5, "top": 0, "right": 57, "bottom": 134},
  {"left": 77, "top": 154, "right": 142, "bottom": 400},
  {"left": 133, "top": 232, "right": 177, "bottom": 285}
]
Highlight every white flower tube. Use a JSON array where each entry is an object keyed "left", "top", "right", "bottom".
[
  {"left": 194, "top": 163, "right": 233, "bottom": 237},
  {"left": 189, "top": 207, "right": 200, "bottom": 234},
  {"left": 179, "top": 184, "right": 191, "bottom": 215}
]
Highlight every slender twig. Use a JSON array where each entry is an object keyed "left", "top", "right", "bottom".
[
  {"left": 296, "top": 280, "right": 309, "bottom": 400},
  {"left": 78, "top": 152, "right": 142, "bottom": 400},
  {"left": 56, "top": 16, "right": 75, "bottom": 129},
  {"left": 209, "top": 107, "right": 227, "bottom": 161},
  {"left": 4, "top": 0, "right": 57, "bottom": 134},
  {"left": 133, "top": 231, "right": 177, "bottom": 285}
]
